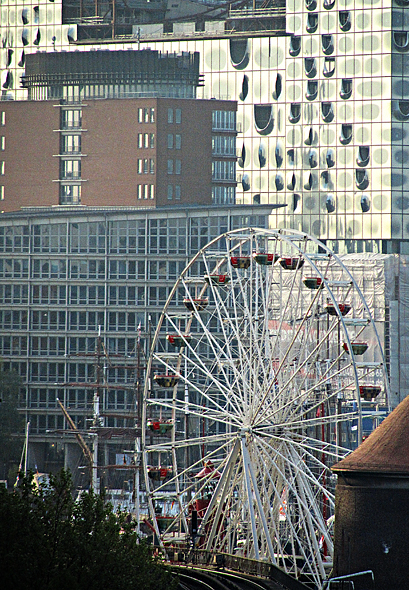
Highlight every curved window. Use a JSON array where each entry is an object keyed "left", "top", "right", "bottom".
[
  {"left": 322, "top": 34, "right": 334, "bottom": 55},
  {"left": 239, "top": 75, "right": 249, "bottom": 101},
  {"left": 326, "top": 194, "right": 336, "bottom": 213},
  {"left": 306, "top": 0, "right": 317, "bottom": 10},
  {"left": 324, "top": 0, "right": 335, "bottom": 9},
  {"left": 322, "top": 102, "right": 334, "bottom": 123},
  {"left": 305, "top": 57, "right": 317, "bottom": 78},
  {"left": 258, "top": 143, "right": 266, "bottom": 168},
  {"left": 242, "top": 174, "right": 250, "bottom": 191},
  {"left": 396, "top": 0, "right": 409, "bottom": 5},
  {"left": 230, "top": 38, "right": 250, "bottom": 70},
  {"left": 306, "top": 80, "right": 318, "bottom": 101},
  {"left": 309, "top": 149, "right": 318, "bottom": 168},
  {"left": 326, "top": 149, "right": 335, "bottom": 168},
  {"left": 357, "top": 146, "right": 370, "bottom": 167},
  {"left": 275, "top": 142, "right": 283, "bottom": 168},
  {"left": 238, "top": 144, "right": 246, "bottom": 168},
  {"left": 340, "top": 123, "right": 352, "bottom": 145},
  {"left": 356, "top": 169, "right": 369, "bottom": 190},
  {"left": 288, "top": 173, "right": 296, "bottom": 191},
  {"left": 33, "top": 28, "right": 41, "bottom": 45},
  {"left": 304, "top": 172, "right": 315, "bottom": 190},
  {"left": 393, "top": 100, "right": 409, "bottom": 121},
  {"left": 289, "top": 103, "right": 301, "bottom": 124},
  {"left": 22, "top": 29, "right": 29, "bottom": 46},
  {"left": 293, "top": 193, "right": 301, "bottom": 212},
  {"left": 2, "top": 71, "right": 13, "bottom": 89},
  {"left": 67, "top": 27, "right": 76, "bottom": 42},
  {"left": 323, "top": 57, "right": 336, "bottom": 78},
  {"left": 275, "top": 174, "right": 284, "bottom": 191},
  {"left": 289, "top": 35, "right": 301, "bottom": 57},
  {"left": 272, "top": 73, "right": 282, "bottom": 100},
  {"left": 394, "top": 31, "right": 409, "bottom": 52},
  {"left": 321, "top": 170, "right": 330, "bottom": 188},
  {"left": 307, "top": 13, "right": 319, "bottom": 33},
  {"left": 254, "top": 104, "right": 274, "bottom": 135},
  {"left": 287, "top": 148, "right": 295, "bottom": 166},
  {"left": 305, "top": 127, "right": 314, "bottom": 146},
  {"left": 360, "top": 194, "right": 370, "bottom": 213},
  {"left": 339, "top": 10, "right": 351, "bottom": 31},
  {"left": 6, "top": 49, "right": 13, "bottom": 68},
  {"left": 340, "top": 78, "right": 352, "bottom": 100},
  {"left": 21, "top": 8, "right": 29, "bottom": 24},
  {"left": 34, "top": 6, "right": 39, "bottom": 23},
  {"left": 18, "top": 50, "right": 25, "bottom": 68}
]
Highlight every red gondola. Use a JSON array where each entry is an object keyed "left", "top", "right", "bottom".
[
  {"left": 148, "top": 466, "right": 173, "bottom": 481},
  {"left": 183, "top": 297, "right": 209, "bottom": 312},
  {"left": 230, "top": 256, "right": 251, "bottom": 269},
  {"left": 343, "top": 341, "right": 368, "bottom": 356},
  {"left": 204, "top": 274, "right": 230, "bottom": 286},
  {"left": 147, "top": 419, "right": 174, "bottom": 434},
  {"left": 359, "top": 385, "right": 381, "bottom": 401},
  {"left": 325, "top": 303, "right": 351, "bottom": 316},
  {"left": 278, "top": 257, "right": 304, "bottom": 270},
  {"left": 153, "top": 374, "right": 180, "bottom": 387},
  {"left": 303, "top": 277, "right": 323, "bottom": 290},
  {"left": 252, "top": 253, "right": 279, "bottom": 266},
  {"left": 166, "top": 334, "right": 191, "bottom": 347}
]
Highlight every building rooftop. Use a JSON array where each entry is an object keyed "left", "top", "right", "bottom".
[{"left": 332, "top": 395, "right": 409, "bottom": 475}]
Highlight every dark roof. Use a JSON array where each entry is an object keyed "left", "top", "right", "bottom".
[{"left": 332, "top": 395, "right": 409, "bottom": 475}]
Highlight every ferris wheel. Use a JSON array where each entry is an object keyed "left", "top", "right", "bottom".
[{"left": 141, "top": 228, "right": 389, "bottom": 588}]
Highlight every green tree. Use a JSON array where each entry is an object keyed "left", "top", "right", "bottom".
[
  {"left": 0, "top": 368, "right": 24, "bottom": 481},
  {"left": 0, "top": 470, "right": 179, "bottom": 590}
]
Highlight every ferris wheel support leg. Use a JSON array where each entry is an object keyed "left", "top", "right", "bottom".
[
  {"left": 204, "top": 439, "right": 240, "bottom": 552},
  {"left": 242, "top": 439, "right": 277, "bottom": 565}
]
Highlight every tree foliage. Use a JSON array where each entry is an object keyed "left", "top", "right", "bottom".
[{"left": 0, "top": 470, "right": 178, "bottom": 590}]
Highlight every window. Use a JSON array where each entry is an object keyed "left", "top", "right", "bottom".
[
  {"left": 150, "top": 133, "right": 155, "bottom": 148},
  {"left": 168, "top": 159, "right": 174, "bottom": 174},
  {"left": 307, "top": 13, "right": 318, "bottom": 33},
  {"left": 305, "top": 57, "right": 317, "bottom": 78},
  {"left": 356, "top": 169, "right": 369, "bottom": 190},
  {"left": 61, "top": 135, "right": 80, "bottom": 154},
  {"left": 175, "top": 134, "right": 181, "bottom": 149},
  {"left": 137, "top": 159, "right": 142, "bottom": 174},
  {"left": 144, "top": 108, "right": 149, "bottom": 123},
  {"left": 149, "top": 184, "right": 155, "bottom": 199},
  {"left": 357, "top": 146, "right": 370, "bottom": 167},
  {"left": 322, "top": 34, "right": 334, "bottom": 55},
  {"left": 61, "top": 109, "right": 81, "bottom": 129},
  {"left": 143, "top": 158, "right": 148, "bottom": 174},
  {"left": 59, "top": 184, "right": 81, "bottom": 204},
  {"left": 340, "top": 123, "right": 352, "bottom": 145},
  {"left": 144, "top": 133, "right": 149, "bottom": 148},
  {"left": 0, "top": 162, "right": 4, "bottom": 175},
  {"left": 138, "top": 108, "right": 143, "bottom": 123},
  {"left": 150, "top": 108, "right": 155, "bottom": 123},
  {"left": 138, "top": 134, "right": 143, "bottom": 148},
  {"left": 168, "top": 108, "right": 173, "bottom": 123},
  {"left": 168, "top": 134, "right": 174, "bottom": 149},
  {"left": 61, "top": 159, "right": 80, "bottom": 179},
  {"left": 321, "top": 102, "right": 334, "bottom": 123},
  {"left": 306, "top": 0, "right": 316, "bottom": 9},
  {"left": 175, "top": 185, "right": 181, "bottom": 200},
  {"left": 0, "top": 137, "right": 4, "bottom": 150},
  {"left": 340, "top": 78, "right": 352, "bottom": 100},
  {"left": 306, "top": 80, "right": 318, "bottom": 100},
  {"left": 150, "top": 159, "right": 155, "bottom": 174},
  {"left": 168, "top": 184, "right": 173, "bottom": 199},
  {"left": 0, "top": 112, "right": 4, "bottom": 126},
  {"left": 289, "top": 103, "right": 301, "bottom": 124},
  {"left": 323, "top": 57, "right": 336, "bottom": 78},
  {"left": 175, "top": 159, "right": 181, "bottom": 175},
  {"left": 289, "top": 35, "right": 301, "bottom": 57},
  {"left": 339, "top": 10, "right": 351, "bottom": 31},
  {"left": 212, "top": 110, "right": 236, "bottom": 131},
  {"left": 175, "top": 108, "right": 181, "bottom": 124},
  {"left": 0, "top": 186, "right": 3, "bottom": 200},
  {"left": 137, "top": 185, "right": 142, "bottom": 199}
]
